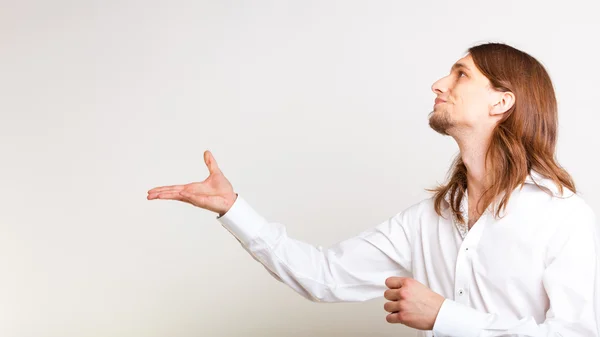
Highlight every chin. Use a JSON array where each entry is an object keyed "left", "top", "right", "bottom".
[{"left": 428, "top": 112, "right": 455, "bottom": 136}]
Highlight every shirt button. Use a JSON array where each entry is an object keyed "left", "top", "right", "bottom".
[{"left": 458, "top": 288, "right": 464, "bottom": 296}]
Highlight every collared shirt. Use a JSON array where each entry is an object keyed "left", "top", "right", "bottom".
[{"left": 217, "top": 171, "right": 600, "bottom": 336}]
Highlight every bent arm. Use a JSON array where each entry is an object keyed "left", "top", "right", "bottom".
[{"left": 216, "top": 195, "right": 414, "bottom": 302}]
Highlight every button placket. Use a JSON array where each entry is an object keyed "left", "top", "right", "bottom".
[
  {"left": 453, "top": 252, "right": 470, "bottom": 303},
  {"left": 452, "top": 212, "right": 488, "bottom": 305}
]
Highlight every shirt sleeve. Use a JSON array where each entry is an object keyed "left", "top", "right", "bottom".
[
  {"left": 216, "top": 194, "right": 414, "bottom": 302},
  {"left": 432, "top": 203, "right": 600, "bottom": 337}
]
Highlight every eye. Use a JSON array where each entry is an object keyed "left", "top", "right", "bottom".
[{"left": 458, "top": 71, "right": 467, "bottom": 78}]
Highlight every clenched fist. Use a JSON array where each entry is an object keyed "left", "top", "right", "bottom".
[{"left": 383, "top": 277, "right": 446, "bottom": 331}]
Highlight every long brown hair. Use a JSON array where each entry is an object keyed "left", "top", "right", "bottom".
[{"left": 430, "top": 43, "right": 576, "bottom": 224}]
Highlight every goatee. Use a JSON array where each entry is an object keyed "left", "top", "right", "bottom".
[{"left": 428, "top": 109, "right": 453, "bottom": 136}]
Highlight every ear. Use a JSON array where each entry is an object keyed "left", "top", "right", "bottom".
[{"left": 490, "top": 91, "right": 515, "bottom": 116}]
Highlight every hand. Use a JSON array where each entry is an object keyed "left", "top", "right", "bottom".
[
  {"left": 383, "top": 277, "right": 445, "bottom": 331},
  {"left": 147, "top": 150, "right": 237, "bottom": 216}
]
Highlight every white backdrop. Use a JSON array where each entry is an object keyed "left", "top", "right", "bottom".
[{"left": 1, "top": 0, "right": 599, "bottom": 336}]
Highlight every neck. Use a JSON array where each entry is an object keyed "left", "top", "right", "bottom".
[{"left": 454, "top": 130, "right": 493, "bottom": 212}]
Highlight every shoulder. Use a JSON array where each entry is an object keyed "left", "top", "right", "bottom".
[
  {"left": 517, "top": 180, "right": 596, "bottom": 233},
  {"left": 520, "top": 175, "right": 593, "bottom": 218},
  {"left": 393, "top": 196, "right": 439, "bottom": 224}
]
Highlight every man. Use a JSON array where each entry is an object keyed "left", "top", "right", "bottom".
[{"left": 147, "top": 43, "right": 600, "bottom": 336}]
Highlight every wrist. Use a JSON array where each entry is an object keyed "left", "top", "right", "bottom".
[{"left": 219, "top": 193, "right": 238, "bottom": 217}]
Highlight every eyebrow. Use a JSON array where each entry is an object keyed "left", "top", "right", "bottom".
[{"left": 451, "top": 62, "right": 471, "bottom": 73}]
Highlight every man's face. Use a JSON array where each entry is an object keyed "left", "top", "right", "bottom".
[{"left": 429, "top": 54, "right": 496, "bottom": 136}]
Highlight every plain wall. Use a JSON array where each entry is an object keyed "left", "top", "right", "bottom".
[{"left": 1, "top": 0, "right": 599, "bottom": 336}]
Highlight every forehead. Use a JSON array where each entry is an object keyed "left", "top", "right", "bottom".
[
  {"left": 451, "top": 53, "right": 489, "bottom": 83},
  {"left": 451, "top": 54, "right": 476, "bottom": 71}
]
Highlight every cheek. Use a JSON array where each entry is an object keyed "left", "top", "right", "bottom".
[
  {"left": 464, "top": 97, "right": 490, "bottom": 123},
  {"left": 452, "top": 91, "right": 487, "bottom": 123}
]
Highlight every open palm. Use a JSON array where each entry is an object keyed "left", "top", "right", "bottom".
[{"left": 147, "top": 150, "right": 237, "bottom": 216}]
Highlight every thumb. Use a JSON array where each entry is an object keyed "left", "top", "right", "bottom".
[{"left": 204, "top": 150, "right": 222, "bottom": 175}]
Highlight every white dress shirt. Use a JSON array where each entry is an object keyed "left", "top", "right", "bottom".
[{"left": 216, "top": 171, "right": 600, "bottom": 337}]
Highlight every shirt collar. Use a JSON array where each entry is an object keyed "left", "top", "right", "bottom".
[
  {"left": 442, "top": 170, "right": 569, "bottom": 209},
  {"left": 522, "top": 170, "right": 565, "bottom": 195}
]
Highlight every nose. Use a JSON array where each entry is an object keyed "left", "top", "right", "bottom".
[{"left": 431, "top": 76, "right": 449, "bottom": 95}]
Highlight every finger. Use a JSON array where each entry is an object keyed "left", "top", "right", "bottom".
[
  {"left": 385, "top": 277, "right": 407, "bottom": 289},
  {"left": 383, "top": 301, "right": 400, "bottom": 313},
  {"left": 180, "top": 182, "right": 212, "bottom": 197},
  {"left": 386, "top": 312, "right": 402, "bottom": 324},
  {"left": 204, "top": 150, "right": 222, "bottom": 175},
  {"left": 147, "top": 191, "right": 187, "bottom": 201},
  {"left": 384, "top": 289, "right": 400, "bottom": 301},
  {"left": 148, "top": 185, "right": 186, "bottom": 194}
]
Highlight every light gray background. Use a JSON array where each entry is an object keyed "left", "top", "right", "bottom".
[{"left": 1, "top": 0, "right": 599, "bottom": 336}]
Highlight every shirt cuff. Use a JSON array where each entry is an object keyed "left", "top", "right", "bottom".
[
  {"left": 432, "top": 299, "right": 490, "bottom": 337},
  {"left": 216, "top": 194, "right": 269, "bottom": 245}
]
